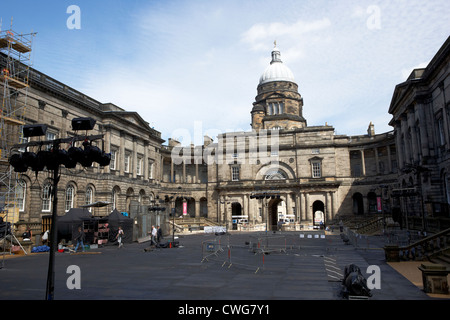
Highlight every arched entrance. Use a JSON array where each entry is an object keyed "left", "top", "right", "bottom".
[
  {"left": 231, "top": 202, "right": 242, "bottom": 230},
  {"left": 268, "top": 198, "right": 285, "bottom": 230},
  {"left": 313, "top": 200, "right": 324, "bottom": 227},
  {"left": 353, "top": 193, "right": 364, "bottom": 215}
]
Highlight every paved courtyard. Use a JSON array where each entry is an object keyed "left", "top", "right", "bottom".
[{"left": 0, "top": 230, "right": 441, "bottom": 303}]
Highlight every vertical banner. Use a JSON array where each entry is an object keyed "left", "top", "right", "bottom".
[
  {"left": 183, "top": 202, "right": 187, "bottom": 215},
  {"left": 377, "top": 197, "right": 382, "bottom": 213}
]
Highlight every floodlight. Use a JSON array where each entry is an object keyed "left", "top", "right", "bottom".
[
  {"left": 72, "top": 117, "right": 96, "bottom": 131},
  {"left": 22, "top": 124, "right": 47, "bottom": 137}
]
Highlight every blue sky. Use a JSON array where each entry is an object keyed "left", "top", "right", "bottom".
[{"left": 2, "top": 0, "right": 449, "bottom": 144}]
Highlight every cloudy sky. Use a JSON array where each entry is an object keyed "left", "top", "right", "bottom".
[{"left": 2, "top": 0, "right": 449, "bottom": 144}]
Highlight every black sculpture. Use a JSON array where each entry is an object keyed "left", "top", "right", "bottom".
[{"left": 341, "top": 264, "right": 372, "bottom": 298}]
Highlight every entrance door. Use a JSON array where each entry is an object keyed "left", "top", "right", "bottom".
[
  {"left": 231, "top": 202, "right": 242, "bottom": 230},
  {"left": 353, "top": 193, "right": 364, "bottom": 215},
  {"left": 313, "top": 200, "right": 325, "bottom": 226},
  {"left": 268, "top": 199, "right": 284, "bottom": 230}
]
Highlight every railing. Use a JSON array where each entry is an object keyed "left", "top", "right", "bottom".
[
  {"left": 385, "top": 227, "right": 450, "bottom": 262},
  {"left": 354, "top": 217, "right": 385, "bottom": 234}
]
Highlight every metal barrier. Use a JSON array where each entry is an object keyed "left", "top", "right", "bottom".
[
  {"left": 249, "top": 233, "right": 288, "bottom": 254},
  {"left": 201, "top": 237, "right": 224, "bottom": 262},
  {"left": 201, "top": 235, "right": 264, "bottom": 273}
]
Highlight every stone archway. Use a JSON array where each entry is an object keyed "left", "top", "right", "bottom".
[
  {"left": 268, "top": 198, "right": 285, "bottom": 230},
  {"left": 353, "top": 193, "right": 364, "bottom": 215},
  {"left": 312, "top": 200, "right": 324, "bottom": 226}
]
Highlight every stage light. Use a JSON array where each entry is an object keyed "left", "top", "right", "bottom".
[
  {"left": 22, "top": 124, "right": 47, "bottom": 137},
  {"left": 71, "top": 117, "right": 96, "bottom": 131}
]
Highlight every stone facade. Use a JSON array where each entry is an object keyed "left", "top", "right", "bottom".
[
  {"left": 2, "top": 38, "right": 450, "bottom": 235},
  {"left": 388, "top": 35, "right": 450, "bottom": 229}
]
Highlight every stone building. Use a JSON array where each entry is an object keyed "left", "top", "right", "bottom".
[
  {"left": 388, "top": 35, "right": 450, "bottom": 230},
  {"left": 1, "top": 56, "right": 165, "bottom": 238},
  {"left": 4, "top": 37, "right": 449, "bottom": 237},
  {"left": 161, "top": 45, "right": 398, "bottom": 231}
]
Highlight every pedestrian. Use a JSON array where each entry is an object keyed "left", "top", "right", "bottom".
[
  {"left": 42, "top": 230, "right": 49, "bottom": 245},
  {"left": 157, "top": 225, "right": 162, "bottom": 243},
  {"left": 74, "top": 226, "right": 85, "bottom": 253},
  {"left": 22, "top": 226, "right": 32, "bottom": 241},
  {"left": 151, "top": 225, "right": 157, "bottom": 245},
  {"left": 116, "top": 226, "right": 124, "bottom": 248}
]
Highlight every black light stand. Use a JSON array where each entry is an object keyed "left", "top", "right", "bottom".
[{"left": 9, "top": 117, "right": 110, "bottom": 300}]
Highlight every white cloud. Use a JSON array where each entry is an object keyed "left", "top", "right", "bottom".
[{"left": 241, "top": 18, "right": 332, "bottom": 53}]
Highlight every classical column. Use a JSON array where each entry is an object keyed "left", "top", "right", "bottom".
[
  {"left": 195, "top": 199, "right": 200, "bottom": 218},
  {"left": 387, "top": 145, "right": 392, "bottom": 173},
  {"left": 326, "top": 192, "right": 331, "bottom": 222},
  {"left": 394, "top": 122, "right": 404, "bottom": 170},
  {"left": 299, "top": 192, "right": 305, "bottom": 221},
  {"left": 374, "top": 147, "right": 379, "bottom": 174},
  {"left": 401, "top": 114, "right": 411, "bottom": 164},
  {"left": 132, "top": 136, "right": 137, "bottom": 179},
  {"left": 417, "top": 104, "right": 430, "bottom": 158},
  {"left": 360, "top": 150, "right": 366, "bottom": 176}
]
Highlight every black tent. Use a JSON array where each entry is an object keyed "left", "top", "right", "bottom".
[
  {"left": 57, "top": 208, "right": 92, "bottom": 243},
  {"left": 107, "top": 209, "right": 133, "bottom": 244}
]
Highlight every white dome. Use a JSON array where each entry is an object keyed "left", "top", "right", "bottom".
[{"left": 259, "top": 46, "right": 296, "bottom": 85}]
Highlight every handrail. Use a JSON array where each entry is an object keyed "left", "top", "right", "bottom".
[{"left": 397, "top": 227, "right": 450, "bottom": 261}]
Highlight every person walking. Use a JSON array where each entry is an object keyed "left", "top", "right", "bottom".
[
  {"left": 157, "top": 225, "right": 163, "bottom": 244},
  {"left": 74, "top": 226, "right": 85, "bottom": 253},
  {"left": 151, "top": 225, "right": 157, "bottom": 245},
  {"left": 116, "top": 226, "right": 124, "bottom": 248}
]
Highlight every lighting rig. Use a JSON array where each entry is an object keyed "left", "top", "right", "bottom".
[{"left": 8, "top": 117, "right": 111, "bottom": 300}]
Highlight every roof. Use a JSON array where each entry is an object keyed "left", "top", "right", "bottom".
[{"left": 259, "top": 46, "right": 296, "bottom": 85}]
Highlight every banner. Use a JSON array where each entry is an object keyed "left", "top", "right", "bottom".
[{"left": 377, "top": 197, "right": 382, "bottom": 213}]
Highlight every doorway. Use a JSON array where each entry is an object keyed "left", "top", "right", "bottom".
[
  {"left": 313, "top": 200, "right": 325, "bottom": 226},
  {"left": 268, "top": 198, "right": 285, "bottom": 230}
]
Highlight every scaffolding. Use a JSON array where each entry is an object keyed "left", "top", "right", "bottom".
[{"left": 0, "top": 22, "right": 35, "bottom": 228}]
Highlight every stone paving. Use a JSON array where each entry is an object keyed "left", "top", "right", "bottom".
[{"left": 0, "top": 230, "right": 442, "bottom": 302}]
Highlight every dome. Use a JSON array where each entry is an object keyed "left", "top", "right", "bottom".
[{"left": 259, "top": 46, "right": 296, "bottom": 85}]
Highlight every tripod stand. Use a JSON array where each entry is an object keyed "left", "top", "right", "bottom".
[{"left": 1, "top": 220, "right": 28, "bottom": 269}]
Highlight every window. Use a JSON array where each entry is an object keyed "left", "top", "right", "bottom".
[
  {"left": 45, "top": 132, "right": 56, "bottom": 150},
  {"left": 312, "top": 162, "right": 321, "bottom": 178},
  {"left": 42, "top": 183, "right": 52, "bottom": 212},
  {"left": 137, "top": 156, "right": 143, "bottom": 176},
  {"left": 85, "top": 186, "right": 94, "bottom": 212},
  {"left": 112, "top": 188, "right": 119, "bottom": 210},
  {"left": 17, "top": 179, "right": 26, "bottom": 211},
  {"left": 231, "top": 166, "right": 240, "bottom": 181},
  {"left": 65, "top": 185, "right": 74, "bottom": 212},
  {"left": 148, "top": 161, "right": 154, "bottom": 179},
  {"left": 265, "top": 169, "right": 287, "bottom": 180},
  {"left": 308, "top": 157, "right": 322, "bottom": 178},
  {"left": 110, "top": 149, "right": 117, "bottom": 170},
  {"left": 437, "top": 117, "right": 445, "bottom": 146},
  {"left": 124, "top": 152, "right": 131, "bottom": 173},
  {"left": 267, "top": 102, "right": 285, "bottom": 115}
]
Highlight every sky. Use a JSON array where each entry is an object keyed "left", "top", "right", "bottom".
[{"left": 2, "top": 0, "right": 449, "bottom": 145}]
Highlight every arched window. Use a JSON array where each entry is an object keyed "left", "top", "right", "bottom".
[
  {"left": 85, "top": 186, "right": 94, "bottom": 212},
  {"left": 17, "top": 179, "right": 26, "bottom": 211},
  {"left": 65, "top": 185, "right": 75, "bottom": 212},
  {"left": 265, "top": 169, "right": 288, "bottom": 180},
  {"left": 42, "top": 183, "right": 52, "bottom": 212},
  {"left": 112, "top": 187, "right": 120, "bottom": 210}
]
